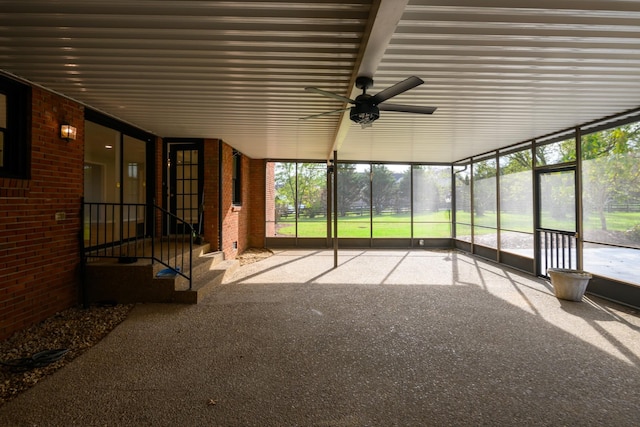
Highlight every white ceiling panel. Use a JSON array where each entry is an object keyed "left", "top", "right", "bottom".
[{"left": 2, "top": 0, "right": 640, "bottom": 163}]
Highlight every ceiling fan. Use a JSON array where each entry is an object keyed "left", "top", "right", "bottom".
[{"left": 303, "top": 76, "right": 437, "bottom": 128}]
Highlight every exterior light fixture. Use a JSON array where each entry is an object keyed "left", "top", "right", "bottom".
[{"left": 60, "top": 123, "right": 77, "bottom": 141}]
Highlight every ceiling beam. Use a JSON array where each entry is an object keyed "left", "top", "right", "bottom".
[{"left": 328, "top": 0, "right": 410, "bottom": 160}]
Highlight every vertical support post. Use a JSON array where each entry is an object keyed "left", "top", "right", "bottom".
[
  {"left": 80, "top": 198, "right": 88, "bottom": 309},
  {"left": 575, "top": 126, "right": 584, "bottom": 271},
  {"left": 495, "top": 151, "right": 501, "bottom": 263},
  {"left": 410, "top": 165, "right": 414, "bottom": 245},
  {"left": 326, "top": 160, "right": 332, "bottom": 248},
  {"left": 333, "top": 150, "right": 338, "bottom": 268}
]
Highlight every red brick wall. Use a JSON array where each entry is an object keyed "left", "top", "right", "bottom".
[
  {"left": 0, "top": 86, "right": 84, "bottom": 340},
  {"left": 200, "top": 141, "right": 267, "bottom": 259},
  {"left": 0, "top": 84, "right": 271, "bottom": 339},
  {"left": 248, "top": 158, "right": 267, "bottom": 247},
  {"left": 202, "top": 139, "right": 221, "bottom": 250},
  {"left": 220, "top": 143, "right": 240, "bottom": 259}
]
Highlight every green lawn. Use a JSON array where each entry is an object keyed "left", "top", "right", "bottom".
[
  {"left": 276, "top": 211, "right": 452, "bottom": 238},
  {"left": 274, "top": 210, "right": 639, "bottom": 239}
]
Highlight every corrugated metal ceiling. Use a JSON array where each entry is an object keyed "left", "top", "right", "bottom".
[{"left": 2, "top": 0, "right": 640, "bottom": 162}]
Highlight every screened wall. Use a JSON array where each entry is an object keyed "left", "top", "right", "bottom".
[
  {"left": 581, "top": 117, "right": 640, "bottom": 285},
  {"left": 266, "top": 162, "right": 452, "bottom": 243},
  {"left": 265, "top": 111, "right": 640, "bottom": 294},
  {"left": 453, "top": 114, "right": 640, "bottom": 290}
]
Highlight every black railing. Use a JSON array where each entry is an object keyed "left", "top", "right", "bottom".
[
  {"left": 538, "top": 229, "right": 577, "bottom": 277},
  {"left": 81, "top": 201, "right": 194, "bottom": 290}
]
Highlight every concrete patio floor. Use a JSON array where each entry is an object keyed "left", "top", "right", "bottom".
[{"left": 1, "top": 249, "right": 639, "bottom": 426}]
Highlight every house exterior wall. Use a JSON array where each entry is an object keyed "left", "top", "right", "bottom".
[
  {"left": 202, "top": 138, "right": 221, "bottom": 252},
  {"left": 0, "top": 83, "right": 270, "bottom": 339},
  {"left": 0, "top": 86, "right": 84, "bottom": 340},
  {"left": 220, "top": 143, "right": 236, "bottom": 258},
  {"left": 201, "top": 141, "right": 266, "bottom": 260},
  {"left": 248, "top": 158, "right": 266, "bottom": 247}
]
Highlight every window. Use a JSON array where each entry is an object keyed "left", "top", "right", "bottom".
[
  {"left": 84, "top": 116, "right": 151, "bottom": 247},
  {"left": 268, "top": 162, "right": 327, "bottom": 238},
  {"left": 454, "top": 163, "right": 471, "bottom": 242},
  {"left": 371, "top": 164, "right": 411, "bottom": 237},
  {"left": 535, "top": 132, "right": 575, "bottom": 166},
  {"left": 0, "top": 75, "right": 30, "bottom": 178},
  {"left": 0, "top": 93, "right": 5, "bottom": 168},
  {"left": 232, "top": 150, "right": 241, "bottom": 205},
  {"left": 499, "top": 147, "right": 533, "bottom": 257},
  {"left": 338, "top": 163, "right": 370, "bottom": 237},
  {"left": 413, "top": 165, "right": 452, "bottom": 238},
  {"left": 581, "top": 117, "right": 640, "bottom": 283},
  {"left": 473, "top": 156, "right": 498, "bottom": 248}
]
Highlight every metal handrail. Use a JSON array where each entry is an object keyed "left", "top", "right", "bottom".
[{"left": 82, "top": 201, "right": 194, "bottom": 290}]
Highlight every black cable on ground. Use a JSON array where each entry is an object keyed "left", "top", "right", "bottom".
[{"left": 1, "top": 348, "right": 69, "bottom": 371}]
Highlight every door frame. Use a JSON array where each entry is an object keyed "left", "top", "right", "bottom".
[
  {"left": 162, "top": 139, "right": 204, "bottom": 235},
  {"left": 534, "top": 165, "right": 580, "bottom": 276}
]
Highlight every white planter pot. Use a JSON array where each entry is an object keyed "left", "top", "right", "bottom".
[{"left": 548, "top": 268, "right": 592, "bottom": 302}]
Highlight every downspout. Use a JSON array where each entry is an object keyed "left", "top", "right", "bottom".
[{"left": 218, "top": 140, "right": 223, "bottom": 253}]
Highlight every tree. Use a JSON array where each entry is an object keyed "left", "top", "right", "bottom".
[
  {"left": 274, "top": 162, "right": 296, "bottom": 219},
  {"left": 275, "top": 162, "right": 327, "bottom": 219},
  {"left": 296, "top": 163, "right": 326, "bottom": 218},
  {"left": 473, "top": 159, "right": 497, "bottom": 217},
  {"left": 363, "top": 165, "right": 398, "bottom": 215},
  {"left": 581, "top": 124, "right": 640, "bottom": 231},
  {"left": 413, "top": 166, "right": 445, "bottom": 213},
  {"left": 337, "top": 164, "right": 367, "bottom": 217}
]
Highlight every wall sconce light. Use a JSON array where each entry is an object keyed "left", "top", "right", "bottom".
[{"left": 60, "top": 123, "right": 77, "bottom": 141}]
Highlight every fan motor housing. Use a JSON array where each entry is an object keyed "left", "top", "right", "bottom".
[{"left": 350, "top": 103, "right": 379, "bottom": 124}]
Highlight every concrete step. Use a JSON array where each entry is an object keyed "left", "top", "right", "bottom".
[
  {"left": 173, "top": 259, "right": 240, "bottom": 303},
  {"left": 86, "top": 241, "right": 236, "bottom": 305},
  {"left": 151, "top": 242, "right": 213, "bottom": 276}
]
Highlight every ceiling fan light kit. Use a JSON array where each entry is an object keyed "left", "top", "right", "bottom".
[
  {"left": 304, "top": 75, "right": 437, "bottom": 128},
  {"left": 350, "top": 103, "right": 379, "bottom": 128}
]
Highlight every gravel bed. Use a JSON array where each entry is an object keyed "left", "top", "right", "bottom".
[
  {"left": 237, "top": 247, "right": 273, "bottom": 266},
  {"left": 0, "top": 248, "right": 273, "bottom": 407},
  {"left": 0, "top": 304, "right": 133, "bottom": 406}
]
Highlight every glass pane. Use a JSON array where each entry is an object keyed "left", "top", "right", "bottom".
[
  {"left": 338, "top": 163, "right": 370, "bottom": 237},
  {"left": 0, "top": 131, "right": 4, "bottom": 168},
  {"left": 123, "top": 135, "right": 146, "bottom": 204},
  {"left": 296, "top": 163, "right": 327, "bottom": 238},
  {"left": 0, "top": 93, "right": 6, "bottom": 128},
  {"left": 454, "top": 165, "right": 471, "bottom": 242},
  {"left": 272, "top": 162, "right": 297, "bottom": 237},
  {"left": 583, "top": 242, "right": 640, "bottom": 285},
  {"left": 0, "top": 94, "right": 5, "bottom": 167},
  {"left": 473, "top": 158, "right": 497, "bottom": 248},
  {"left": 500, "top": 231, "right": 534, "bottom": 258},
  {"left": 413, "top": 165, "right": 452, "bottom": 238},
  {"left": 582, "top": 122, "right": 640, "bottom": 249},
  {"left": 84, "top": 121, "right": 120, "bottom": 203},
  {"left": 535, "top": 136, "right": 575, "bottom": 166},
  {"left": 371, "top": 164, "right": 410, "bottom": 237},
  {"left": 499, "top": 149, "right": 533, "bottom": 256},
  {"left": 539, "top": 170, "right": 575, "bottom": 232}
]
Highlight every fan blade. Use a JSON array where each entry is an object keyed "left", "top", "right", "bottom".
[
  {"left": 371, "top": 76, "right": 424, "bottom": 104},
  {"left": 378, "top": 103, "right": 437, "bottom": 114},
  {"left": 300, "top": 108, "right": 351, "bottom": 120},
  {"left": 305, "top": 87, "right": 355, "bottom": 104}
]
